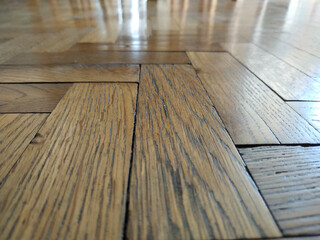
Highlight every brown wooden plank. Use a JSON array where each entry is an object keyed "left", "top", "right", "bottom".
[
  {"left": 127, "top": 64, "right": 281, "bottom": 239},
  {"left": 239, "top": 146, "right": 320, "bottom": 236},
  {"left": 69, "top": 42, "right": 225, "bottom": 52},
  {"left": 0, "top": 84, "right": 71, "bottom": 112},
  {"left": 0, "top": 83, "right": 137, "bottom": 240},
  {"left": 288, "top": 102, "right": 320, "bottom": 132},
  {"left": 3, "top": 51, "right": 190, "bottom": 65},
  {"left": 0, "top": 35, "right": 41, "bottom": 64},
  {"left": 222, "top": 43, "right": 320, "bottom": 101},
  {"left": 271, "top": 237, "right": 320, "bottom": 240},
  {"left": 254, "top": 37, "right": 320, "bottom": 78},
  {"left": 188, "top": 52, "right": 320, "bottom": 145},
  {"left": 0, "top": 64, "right": 139, "bottom": 83},
  {"left": 0, "top": 114, "right": 48, "bottom": 185},
  {"left": 29, "top": 28, "right": 91, "bottom": 53}
]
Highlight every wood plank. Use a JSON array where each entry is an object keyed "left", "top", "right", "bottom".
[
  {"left": 222, "top": 43, "right": 320, "bottom": 101},
  {"left": 0, "top": 84, "right": 71, "bottom": 113},
  {"left": 239, "top": 146, "right": 320, "bottom": 235},
  {"left": 188, "top": 52, "right": 320, "bottom": 145},
  {"left": 288, "top": 102, "right": 320, "bottom": 132},
  {"left": 254, "top": 37, "right": 320, "bottom": 78},
  {"left": 271, "top": 237, "right": 320, "bottom": 240},
  {"left": 29, "top": 28, "right": 91, "bottom": 53},
  {"left": 127, "top": 64, "right": 281, "bottom": 239},
  {"left": 0, "top": 114, "right": 48, "bottom": 185},
  {"left": 0, "top": 83, "right": 138, "bottom": 240},
  {"left": 69, "top": 42, "right": 224, "bottom": 52},
  {"left": 79, "top": 26, "right": 119, "bottom": 44},
  {"left": 3, "top": 51, "right": 190, "bottom": 65},
  {"left": 0, "top": 35, "right": 41, "bottom": 64},
  {"left": 0, "top": 64, "right": 139, "bottom": 83}
]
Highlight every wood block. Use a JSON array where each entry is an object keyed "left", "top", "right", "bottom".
[
  {"left": 127, "top": 64, "right": 281, "bottom": 239},
  {"left": 0, "top": 84, "right": 72, "bottom": 112},
  {"left": 239, "top": 146, "right": 320, "bottom": 235},
  {"left": 0, "top": 114, "right": 48, "bottom": 185},
  {"left": 222, "top": 43, "right": 320, "bottom": 101},
  {"left": 0, "top": 64, "right": 139, "bottom": 83},
  {"left": 288, "top": 102, "right": 320, "bottom": 132},
  {"left": 3, "top": 51, "right": 190, "bottom": 65},
  {"left": 0, "top": 83, "right": 138, "bottom": 240},
  {"left": 188, "top": 52, "right": 320, "bottom": 144}
]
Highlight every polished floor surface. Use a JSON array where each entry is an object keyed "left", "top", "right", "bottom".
[{"left": 0, "top": 0, "right": 320, "bottom": 239}]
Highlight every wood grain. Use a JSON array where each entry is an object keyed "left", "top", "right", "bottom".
[
  {"left": 254, "top": 37, "right": 320, "bottom": 78},
  {"left": 0, "top": 84, "right": 71, "bottom": 112},
  {"left": 0, "top": 34, "right": 41, "bottom": 64},
  {"left": 69, "top": 42, "right": 224, "bottom": 52},
  {"left": 222, "top": 43, "right": 320, "bottom": 101},
  {"left": 0, "top": 114, "right": 48, "bottom": 185},
  {"left": 3, "top": 51, "right": 189, "bottom": 65},
  {"left": 30, "top": 28, "right": 91, "bottom": 53},
  {"left": 188, "top": 52, "right": 320, "bottom": 145},
  {"left": 239, "top": 146, "right": 320, "bottom": 235},
  {"left": 0, "top": 64, "right": 139, "bottom": 83},
  {"left": 288, "top": 102, "right": 320, "bottom": 132},
  {"left": 0, "top": 83, "right": 137, "bottom": 240},
  {"left": 127, "top": 64, "right": 281, "bottom": 240}
]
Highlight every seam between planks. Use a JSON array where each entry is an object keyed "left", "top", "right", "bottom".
[
  {"left": 188, "top": 60, "right": 284, "bottom": 233},
  {"left": 123, "top": 64, "right": 141, "bottom": 240}
]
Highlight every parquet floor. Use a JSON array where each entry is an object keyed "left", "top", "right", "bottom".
[{"left": 0, "top": 0, "right": 320, "bottom": 239}]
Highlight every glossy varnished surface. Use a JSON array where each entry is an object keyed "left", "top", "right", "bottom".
[
  {"left": 128, "top": 65, "right": 281, "bottom": 239},
  {"left": 1, "top": 0, "right": 320, "bottom": 239},
  {"left": 0, "top": 64, "right": 139, "bottom": 83},
  {"left": 188, "top": 52, "right": 320, "bottom": 145}
]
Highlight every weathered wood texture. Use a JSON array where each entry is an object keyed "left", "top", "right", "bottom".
[
  {"left": 288, "top": 102, "right": 320, "bottom": 132},
  {"left": 0, "top": 64, "right": 139, "bottom": 83},
  {"left": 222, "top": 43, "right": 320, "bottom": 101},
  {"left": 239, "top": 146, "right": 320, "bottom": 235},
  {"left": 0, "top": 83, "right": 138, "bottom": 240},
  {"left": 127, "top": 64, "right": 281, "bottom": 240},
  {"left": 0, "top": 114, "right": 48, "bottom": 185},
  {"left": 188, "top": 52, "right": 320, "bottom": 145},
  {"left": 254, "top": 37, "right": 320, "bottom": 78},
  {"left": 3, "top": 51, "right": 189, "bottom": 65},
  {"left": 0, "top": 84, "right": 71, "bottom": 112}
]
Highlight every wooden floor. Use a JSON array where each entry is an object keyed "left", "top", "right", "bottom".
[{"left": 0, "top": 0, "right": 320, "bottom": 239}]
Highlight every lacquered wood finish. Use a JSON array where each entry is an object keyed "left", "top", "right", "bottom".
[
  {"left": 288, "top": 102, "right": 320, "bottom": 132},
  {"left": 188, "top": 52, "right": 320, "bottom": 145},
  {"left": 1, "top": 0, "right": 320, "bottom": 238},
  {"left": 4, "top": 52, "right": 189, "bottom": 65},
  {"left": 127, "top": 65, "right": 281, "bottom": 239},
  {"left": 0, "top": 84, "right": 71, "bottom": 112},
  {"left": 0, "top": 64, "right": 139, "bottom": 83},
  {"left": 253, "top": 37, "right": 320, "bottom": 78},
  {"left": 240, "top": 146, "right": 320, "bottom": 235},
  {"left": 0, "top": 83, "right": 137, "bottom": 240},
  {"left": 223, "top": 43, "right": 320, "bottom": 101}
]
